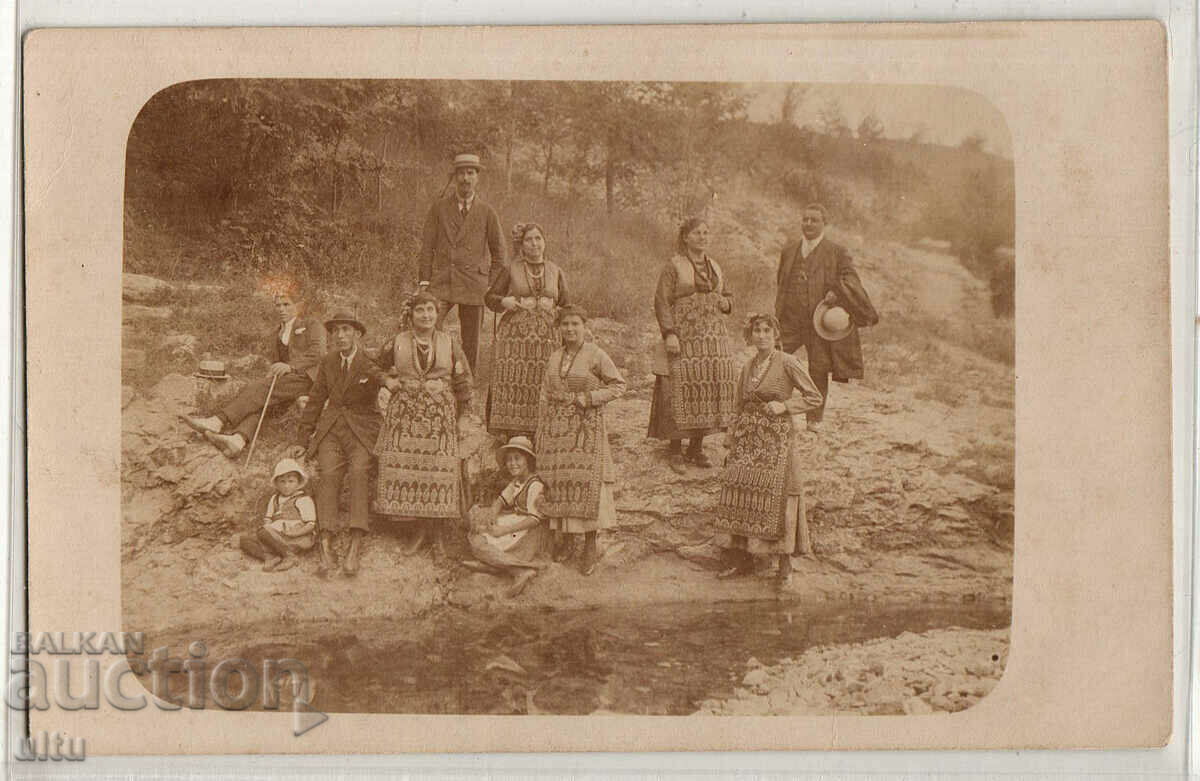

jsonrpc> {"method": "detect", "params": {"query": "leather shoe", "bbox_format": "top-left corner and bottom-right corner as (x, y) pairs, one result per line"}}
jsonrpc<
(203, 430), (245, 458)
(343, 532), (362, 576)
(183, 414), (223, 434)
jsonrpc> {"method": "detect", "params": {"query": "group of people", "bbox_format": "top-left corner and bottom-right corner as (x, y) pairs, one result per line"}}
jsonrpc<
(183, 152), (879, 593)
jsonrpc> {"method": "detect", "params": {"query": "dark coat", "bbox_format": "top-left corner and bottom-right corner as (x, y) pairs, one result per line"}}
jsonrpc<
(417, 195), (507, 306)
(775, 237), (879, 381)
(297, 347), (385, 457)
(272, 315), (326, 382)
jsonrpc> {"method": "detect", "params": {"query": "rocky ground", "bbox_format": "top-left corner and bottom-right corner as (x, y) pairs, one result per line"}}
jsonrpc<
(121, 211), (1014, 714)
(697, 626), (1010, 716)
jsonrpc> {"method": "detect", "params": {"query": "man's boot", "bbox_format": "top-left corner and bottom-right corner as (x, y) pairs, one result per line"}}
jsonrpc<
(343, 529), (363, 576)
(317, 533), (337, 577)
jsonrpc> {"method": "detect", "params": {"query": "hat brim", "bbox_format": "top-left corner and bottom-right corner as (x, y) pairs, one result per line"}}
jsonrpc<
(498, 444), (537, 461)
(453, 162), (484, 171)
(193, 372), (231, 380)
(812, 302), (854, 342)
(324, 319), (367, 335)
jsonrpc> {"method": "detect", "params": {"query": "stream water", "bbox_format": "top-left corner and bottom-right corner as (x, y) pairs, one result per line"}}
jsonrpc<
(145, 598), (1009, 715)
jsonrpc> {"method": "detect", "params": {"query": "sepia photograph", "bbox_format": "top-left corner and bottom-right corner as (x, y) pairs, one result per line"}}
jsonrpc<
(21, 22), (1172, 755)
(118, 77), (1014, 717)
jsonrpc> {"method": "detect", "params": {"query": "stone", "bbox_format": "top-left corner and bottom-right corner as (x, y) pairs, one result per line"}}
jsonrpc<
(742, 668), (769, 688)
(121, 385), (136, 409)
(123, 273), (174, 304)
(903, 696), (934, 715)
(161, 333), (198, 358)
(123, 304), (174, 323)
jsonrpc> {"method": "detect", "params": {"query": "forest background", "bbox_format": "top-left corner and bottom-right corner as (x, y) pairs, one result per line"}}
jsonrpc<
(122, 79), (1015, 390)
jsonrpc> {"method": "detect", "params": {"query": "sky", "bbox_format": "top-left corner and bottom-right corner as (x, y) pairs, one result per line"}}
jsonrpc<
(745, 83), (1013, 159)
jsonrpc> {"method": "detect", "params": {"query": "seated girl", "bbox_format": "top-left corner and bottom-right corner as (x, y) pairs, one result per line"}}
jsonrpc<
(464, 436), (549, 596)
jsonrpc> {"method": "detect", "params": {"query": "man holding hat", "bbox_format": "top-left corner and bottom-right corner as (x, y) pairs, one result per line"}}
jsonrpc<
(416, 152), (507, 373)
(774, 203), (879, 430)
(289, 309), (383, 577)
(185, 287), (325, 457)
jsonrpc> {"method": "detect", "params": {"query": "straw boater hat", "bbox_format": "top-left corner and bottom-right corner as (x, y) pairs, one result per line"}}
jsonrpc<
(193, 359), (230, 380)
(452, 153), (484, 171)
(324, 308), (366, 336)
(813, 300), (854, 342)
(498, 435), (536, 463)
(271, 458), (308, 488)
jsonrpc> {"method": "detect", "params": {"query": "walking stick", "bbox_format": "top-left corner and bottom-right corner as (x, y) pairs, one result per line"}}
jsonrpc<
(243, 372), (280, 471)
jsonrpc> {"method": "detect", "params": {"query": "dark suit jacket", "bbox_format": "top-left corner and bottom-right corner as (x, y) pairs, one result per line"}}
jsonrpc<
(417, 195), (506, 306)
(272, 316), (326, 382)
(775, 237), (879, 381)
(297, 348), (384, 457)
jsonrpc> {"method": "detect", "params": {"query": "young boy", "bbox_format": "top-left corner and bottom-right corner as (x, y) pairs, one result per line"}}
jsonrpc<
(238, 458), (317, 572)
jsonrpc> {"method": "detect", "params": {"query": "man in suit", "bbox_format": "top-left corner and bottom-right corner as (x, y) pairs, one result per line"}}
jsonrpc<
(186, 288), (326, 457)
(288, 309), (384, 577)
(775, 203), (879, 431)
(416, 152), (506, 373)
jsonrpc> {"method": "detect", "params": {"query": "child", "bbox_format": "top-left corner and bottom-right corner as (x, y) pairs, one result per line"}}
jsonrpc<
(464, 436), (549, 597)
(238, 458), (317, 572)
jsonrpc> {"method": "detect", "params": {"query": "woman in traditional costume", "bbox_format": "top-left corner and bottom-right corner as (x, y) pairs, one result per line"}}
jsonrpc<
(484, 222), (570, 439)
(464, 436), (549, 597)
(374, 291), (474, 554)
(715, 313), (823, 586)
(536, 306), (626, 575)
(648, 217), (737, 473)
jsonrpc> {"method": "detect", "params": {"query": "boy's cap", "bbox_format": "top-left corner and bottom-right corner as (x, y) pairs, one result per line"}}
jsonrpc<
(272, 458), (308, 487)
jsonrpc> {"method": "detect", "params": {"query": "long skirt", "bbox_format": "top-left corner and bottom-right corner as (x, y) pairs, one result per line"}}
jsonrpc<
(646, 374), (713, 442)
(547, 484), (617, 534)
(373, 386), (464, 522)
(536, 400), (614, 534)
(487, 308), (555, 437)
(715, 405), (810, 555)
(664, 291), (737, 432)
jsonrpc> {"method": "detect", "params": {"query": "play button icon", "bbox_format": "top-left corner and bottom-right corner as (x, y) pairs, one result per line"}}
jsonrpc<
(293, 699), (328, 737)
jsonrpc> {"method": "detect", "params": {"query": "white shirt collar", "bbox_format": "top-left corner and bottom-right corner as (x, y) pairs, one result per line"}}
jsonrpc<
(801, 232), (825, 258)
(279, 316), (298, 345)
(458, 193), (476, 211)
(340, 346), (358, 369)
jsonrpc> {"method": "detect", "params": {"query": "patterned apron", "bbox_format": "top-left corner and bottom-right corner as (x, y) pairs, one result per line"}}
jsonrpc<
(715, 401), (792, 540)
(536, 397), (604, 521)
(670, 290), (737, 431)
(488, 306), (555, 434)
(373, 335), (462, 519)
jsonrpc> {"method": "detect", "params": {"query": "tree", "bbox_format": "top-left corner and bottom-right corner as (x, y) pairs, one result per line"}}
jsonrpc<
(857, 113), (885, 142)
(779, 84), (807, 126)
(816, 97), (850, 138)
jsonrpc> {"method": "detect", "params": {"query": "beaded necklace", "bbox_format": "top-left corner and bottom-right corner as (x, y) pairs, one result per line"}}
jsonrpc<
(558, 342), (583, 380)
(411, 331), (437, 377)
(522, 258), (546, 296)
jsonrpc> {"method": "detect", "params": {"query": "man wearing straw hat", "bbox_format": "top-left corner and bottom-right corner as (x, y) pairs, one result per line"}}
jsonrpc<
(775, 203), (879, 431)
(185, 287), (325, 458)
(289, 309), (384, 577)
(416, 152), (507, 373)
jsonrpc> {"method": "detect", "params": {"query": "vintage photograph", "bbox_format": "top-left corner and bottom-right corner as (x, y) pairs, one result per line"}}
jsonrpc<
(117, 78), (1015, 717)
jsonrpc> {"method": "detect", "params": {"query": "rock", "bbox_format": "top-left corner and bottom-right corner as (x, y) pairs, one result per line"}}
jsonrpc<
(230, 354), (265, 373)
(742, 668), (769, 688)
(123, 304), (174, 324)
(123, 273), (174, 304)
(161, 333), (198, 358)
(121, 385), (137, 409)
(903, 696), (934, 715)
(929, 695), (953, 711)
